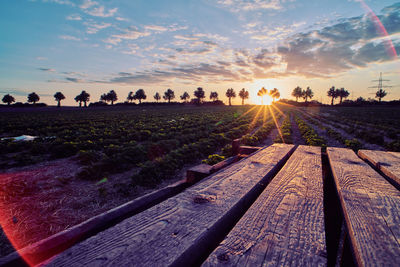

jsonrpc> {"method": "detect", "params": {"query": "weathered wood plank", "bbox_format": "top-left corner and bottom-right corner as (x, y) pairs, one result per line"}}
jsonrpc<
(43, 144), (295, 267)
(358, 149), (400, 187)
(327, 147), (400, 266)
(203, 145), (326, 266)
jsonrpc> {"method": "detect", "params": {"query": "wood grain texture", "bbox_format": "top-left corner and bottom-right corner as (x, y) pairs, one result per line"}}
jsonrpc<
(327, 147), (400, 267)
(203, 145), (326, 267)
(358, 149), (400, 187)
(43, 144), (295, 267)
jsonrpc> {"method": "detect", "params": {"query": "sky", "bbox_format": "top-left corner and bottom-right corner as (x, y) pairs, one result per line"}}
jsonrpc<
(0, 0), (399, 106)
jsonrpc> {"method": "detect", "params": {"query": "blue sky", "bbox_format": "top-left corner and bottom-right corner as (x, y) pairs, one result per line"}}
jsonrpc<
(0, 0), (399, 105)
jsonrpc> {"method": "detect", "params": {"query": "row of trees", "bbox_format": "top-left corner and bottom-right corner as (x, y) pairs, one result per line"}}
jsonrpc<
(291, 86), (314, 103)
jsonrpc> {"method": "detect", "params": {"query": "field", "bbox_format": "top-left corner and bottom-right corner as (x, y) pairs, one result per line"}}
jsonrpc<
(0, 104), (399, 257)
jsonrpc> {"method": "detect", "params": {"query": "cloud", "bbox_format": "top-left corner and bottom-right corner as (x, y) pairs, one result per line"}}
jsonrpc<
(80, 0), (118, 17)
(42, 0), (75, 6)
(174, 35), (199, 41)
(65, 77), (84, 83)
(217, 0), (288, 12)
(104, 26), (150, 45)
(36, 57), (47, 61)
(59, 35), (81, 41)
(66, 14), (82, 21)
(144, 25), (168, 32)
(38, 68), (56, 72)
(84, 21), (112, 34)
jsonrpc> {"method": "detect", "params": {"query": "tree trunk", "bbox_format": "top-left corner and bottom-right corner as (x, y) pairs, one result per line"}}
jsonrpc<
(79, 101), (82, 107)
(139, 99), (142, 104)
(331, 97), (334, 106)
(84, 101), (87, 107)
(340, 97), (343, 104)
(242, 98), (244, 105)
(229, 97), (231, 106)
(296, 97), (298, 102)
(57, 100), (61, 107)
(111, 100), (114, 105)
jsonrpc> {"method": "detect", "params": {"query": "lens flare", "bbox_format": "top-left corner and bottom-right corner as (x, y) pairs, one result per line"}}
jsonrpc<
(358, 0), (398, 60)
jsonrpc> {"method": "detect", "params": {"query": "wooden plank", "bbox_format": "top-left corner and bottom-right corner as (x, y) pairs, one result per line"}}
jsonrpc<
(358, 149), (400, 187)
(44, 144), (295, 267)
(203, 145), (326, 266)
(327, 147), (400, 266)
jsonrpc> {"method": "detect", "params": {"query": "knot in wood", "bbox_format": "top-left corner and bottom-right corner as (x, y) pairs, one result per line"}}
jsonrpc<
(217, 252), (229, 262)
(193, 194), (215, 204)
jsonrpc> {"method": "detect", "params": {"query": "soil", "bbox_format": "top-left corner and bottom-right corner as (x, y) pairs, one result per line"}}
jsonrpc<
(289, 114), (306, 145)
(0, 156), (191, 258)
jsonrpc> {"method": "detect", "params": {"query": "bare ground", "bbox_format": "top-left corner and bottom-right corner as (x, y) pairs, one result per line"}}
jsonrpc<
(289, 114), (306, 145)
(0, 157), (192, 257)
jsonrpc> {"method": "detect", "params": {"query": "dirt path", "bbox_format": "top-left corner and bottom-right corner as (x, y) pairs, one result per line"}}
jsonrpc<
(261, 117), (284, 146)
(289, 114), (306, 145)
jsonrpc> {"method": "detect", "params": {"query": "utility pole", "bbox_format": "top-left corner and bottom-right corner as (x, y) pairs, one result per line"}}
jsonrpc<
(368, 72), (392, 101)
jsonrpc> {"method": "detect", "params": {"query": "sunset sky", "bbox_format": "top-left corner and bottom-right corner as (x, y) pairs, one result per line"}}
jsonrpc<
(1, 0), (399, 106)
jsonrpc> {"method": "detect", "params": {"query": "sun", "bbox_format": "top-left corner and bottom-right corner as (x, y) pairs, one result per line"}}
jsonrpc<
(250, 90), (275, 105)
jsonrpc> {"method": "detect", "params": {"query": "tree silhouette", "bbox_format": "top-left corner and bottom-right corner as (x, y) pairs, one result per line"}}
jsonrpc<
(163, 89), (175, 103)
(303, 87), (313, 103)
(2, 94), (15, 105)
(107, 90), (118, 105)
(194, 87), (206, 104)
(327, 86), (338, 106)
(154, 92), (161, 102)
(180, 92), (190, 103)
(54, 92), (65, 107)
(225, 88), (236, 106)
(127, 91), (134, 103)
(270, 88), (280, 102)
(28, 92), (40, 105)
(238, 88), (249, 105)
(210, 91), (218, 101)
(292, 86), (302, 102)
(338, 88), (350, 104)
(75, 90), (90, 107)
(134, 89), (146, 104)
(257, 87), (268, 105)
(375, 89), (387, 102)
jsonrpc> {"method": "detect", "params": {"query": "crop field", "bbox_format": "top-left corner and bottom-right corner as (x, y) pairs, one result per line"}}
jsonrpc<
(0, 104), (399, 257)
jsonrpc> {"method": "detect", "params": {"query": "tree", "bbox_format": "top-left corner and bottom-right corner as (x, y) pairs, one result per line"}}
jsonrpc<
(107, 90), (118, 105)
(28, 92), (40, 104)
(127, 91), (134, 103)
(75, 90), (90, 107)
(238, 88), (249, 105)
(327, 86), (338, 106)
(134, 89), (146, 104)
(225, 88), (236, 106)
(2, 94), (15, 105)
(180, 92), (190, 103)
(210, 91), (218, 101)
(292, 86), (302, 102)
(303, 87), (313, 103)
(338, 88), (350, 104)
(154, 92), (161, 102)
(163, 89), (175, 103)
(54, 92), (65, 107)
(257, 87), (268, 104)
(270, 88), (280, 102)
(375, 89), (387, 102)
(194, 87), (206, 103)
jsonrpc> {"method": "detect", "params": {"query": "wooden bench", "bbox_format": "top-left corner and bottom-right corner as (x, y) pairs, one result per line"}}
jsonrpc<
(6, 145), (399, 266)
(203, 145), (326, 266)
(327, 147), (400, 266)
(44, 144), (296, 266)
(358, 149), (400, 187)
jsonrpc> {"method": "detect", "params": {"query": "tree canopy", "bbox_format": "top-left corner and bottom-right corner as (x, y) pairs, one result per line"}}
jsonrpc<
(154, 92), (161, 102)
(303, 87), (313, 103)
(28, 92), (40, 104)
(163, 89), (175, 103)
(210, 91), (218, 101)
(2, 94), (15, 105)
(75, 90), (90, 107)
(226, 88), (236, 106)
(239, 88), (249, 105)
(292, 86), (302, 102)
(375, 89), (387, 102)
(54, 92), (65, 107)
(180, 91), (190, 102)
(327, 86), (338, 106)
(194, 87), (206, 103)
(134, 89), (146, 104)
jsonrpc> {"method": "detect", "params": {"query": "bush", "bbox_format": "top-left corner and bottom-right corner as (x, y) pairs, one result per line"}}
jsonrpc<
(202, 154), (225, 165)
(345, 139), (362, 152)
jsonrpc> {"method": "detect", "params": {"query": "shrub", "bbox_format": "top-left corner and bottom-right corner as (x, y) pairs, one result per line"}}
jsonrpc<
(345, 139), (362, 152)
(202, 154), (225, 165)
